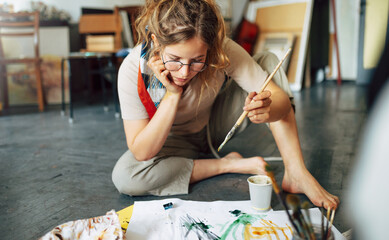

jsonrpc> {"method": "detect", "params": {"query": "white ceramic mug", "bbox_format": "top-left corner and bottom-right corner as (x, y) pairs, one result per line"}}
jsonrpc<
(247, 175), (272, 211)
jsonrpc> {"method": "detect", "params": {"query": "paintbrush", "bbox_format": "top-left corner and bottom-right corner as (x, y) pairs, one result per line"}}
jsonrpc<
(328, 209), (336, 238)
(217, 48), (292, 152)
(325, 209), (336, 239)
(302, 201), (316, 240)
(286, 194), (313, 239)
(265, 164), (300, 236)
(324, 208), (331, 239)
(321, 204), (325, 240)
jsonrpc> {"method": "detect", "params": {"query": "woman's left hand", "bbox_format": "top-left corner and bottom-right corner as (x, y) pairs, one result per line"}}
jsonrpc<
(243, 90), (272, 124)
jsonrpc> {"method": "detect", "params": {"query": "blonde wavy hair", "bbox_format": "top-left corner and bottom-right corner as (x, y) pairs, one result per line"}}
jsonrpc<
(135, 0), (230, 92)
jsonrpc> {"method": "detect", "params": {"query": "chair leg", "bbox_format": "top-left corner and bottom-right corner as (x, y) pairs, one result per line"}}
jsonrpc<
(61, 58), (66, 116)
(0, 64), (9, 109)
(109, 61), (120, 119)
(35, 61), (45, 112)
(67, 59), (73, 124)
(85, 59), (92, 103)
(98, 58), (108, 112)
(0, 73), (4, 112)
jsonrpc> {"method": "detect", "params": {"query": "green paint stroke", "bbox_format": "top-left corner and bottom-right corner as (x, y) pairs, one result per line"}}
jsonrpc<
(181, 214), (220, 239)
(184, 220), (211, 232)
(220, 210), (264, 240)
(229, 210), (242, 217)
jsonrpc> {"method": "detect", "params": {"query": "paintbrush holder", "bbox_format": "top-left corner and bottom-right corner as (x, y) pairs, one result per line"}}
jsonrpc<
(292, 224), (334, 240)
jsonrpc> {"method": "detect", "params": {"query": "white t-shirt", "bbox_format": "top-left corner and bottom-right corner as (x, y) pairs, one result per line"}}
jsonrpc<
(118, 38), (268, 135)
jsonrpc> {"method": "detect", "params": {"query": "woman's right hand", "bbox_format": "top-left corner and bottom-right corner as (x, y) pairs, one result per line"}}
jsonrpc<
(147, 55), (183, 95)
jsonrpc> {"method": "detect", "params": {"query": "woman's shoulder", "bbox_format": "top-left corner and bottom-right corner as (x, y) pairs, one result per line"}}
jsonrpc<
(222, 37), (256, 73)
(118, 44), (142, 77)
(223, 37), (249, 58)
(223, 37), (234, 46)
(121, 44), (142, 67)
(221, 37), (268, 92)
(117, 45), (144, 91)
(223, 38), (242, 50)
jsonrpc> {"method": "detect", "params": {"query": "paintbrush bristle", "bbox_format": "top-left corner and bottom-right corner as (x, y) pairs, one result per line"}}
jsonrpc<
(217, 143), (225, 152)
(217, 138), (228, 152)
(264, 169), (280, 194)
(286, 195), (312, 239)
(301, 201), (310, 210)
(286, 194), (301, 210)
(217, 127), (236, 151)
(301, 201), (315, 240)
(265, 164), (274, 172)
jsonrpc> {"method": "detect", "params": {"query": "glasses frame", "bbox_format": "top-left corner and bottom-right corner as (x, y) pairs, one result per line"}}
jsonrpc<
(161, 55), (207, 72)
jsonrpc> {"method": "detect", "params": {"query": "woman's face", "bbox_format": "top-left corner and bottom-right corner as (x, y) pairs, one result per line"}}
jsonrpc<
(161, 36), (208, 87)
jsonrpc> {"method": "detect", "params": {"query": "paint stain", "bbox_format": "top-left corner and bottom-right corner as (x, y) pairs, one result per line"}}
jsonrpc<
(181, 210), (294, 240)
(244, 219), (293, 240)
(185, 221), (210, 231)
(218, 210), (293, 240)
(229, 210), (242, 217)
(220, 211), (262, 239)
(181, 214), (220, 240)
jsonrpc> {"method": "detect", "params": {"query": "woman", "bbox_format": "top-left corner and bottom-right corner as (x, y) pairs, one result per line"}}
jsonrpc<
(112, 0), (339, 209)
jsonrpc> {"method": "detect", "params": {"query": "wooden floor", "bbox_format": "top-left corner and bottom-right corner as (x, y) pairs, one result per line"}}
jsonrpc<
(0, 81), (367, 239)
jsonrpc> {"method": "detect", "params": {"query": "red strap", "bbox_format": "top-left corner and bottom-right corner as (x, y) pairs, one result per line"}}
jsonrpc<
(137, 65), (157, 119)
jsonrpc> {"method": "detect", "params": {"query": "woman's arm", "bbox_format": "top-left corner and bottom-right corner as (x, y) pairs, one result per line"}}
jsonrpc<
(243, 80), (291, 124)
(123, 91), (181, 161)
(122, 47), (184, 161)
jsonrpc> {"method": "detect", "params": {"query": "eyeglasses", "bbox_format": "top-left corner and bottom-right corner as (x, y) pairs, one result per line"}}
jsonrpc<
(162, 55), (207, 72)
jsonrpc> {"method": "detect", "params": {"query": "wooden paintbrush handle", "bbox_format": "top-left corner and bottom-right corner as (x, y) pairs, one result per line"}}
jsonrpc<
(259, 48), (292, 93)
(236, 111), (249, 126)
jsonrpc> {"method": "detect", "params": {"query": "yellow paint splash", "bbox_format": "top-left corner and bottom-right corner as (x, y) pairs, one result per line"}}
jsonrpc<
(244, 219), (293, 240)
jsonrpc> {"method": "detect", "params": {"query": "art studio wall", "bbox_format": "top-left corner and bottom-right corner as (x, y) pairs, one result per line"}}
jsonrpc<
(327, 0), (360, 81)
(357, 0), (389, 85)
(4, 0), (247, 32)
(2, 0), (144, 23)
(0, 0), (249, 106)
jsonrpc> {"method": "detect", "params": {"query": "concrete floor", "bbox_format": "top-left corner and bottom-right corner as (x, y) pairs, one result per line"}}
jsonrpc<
(0, 81), (367, 239)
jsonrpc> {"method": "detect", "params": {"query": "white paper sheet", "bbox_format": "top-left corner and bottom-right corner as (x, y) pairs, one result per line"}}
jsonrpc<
(126, 198), (345, 240)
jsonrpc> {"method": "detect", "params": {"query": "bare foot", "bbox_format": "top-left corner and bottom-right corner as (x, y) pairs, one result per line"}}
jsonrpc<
(282, 168), (340, 209)
(222, 152), (267, 175)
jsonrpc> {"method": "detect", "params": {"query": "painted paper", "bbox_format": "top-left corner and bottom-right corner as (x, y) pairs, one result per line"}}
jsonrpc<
(125, 198), (345, 240)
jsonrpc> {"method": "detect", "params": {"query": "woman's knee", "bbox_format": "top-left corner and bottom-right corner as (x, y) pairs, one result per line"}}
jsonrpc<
(253, 51), (279, 67)
(112, 166), (154, 196)
(253, 51), (294, 107)
(112, 177), (150, 196)
(253, 51), (286, 83)
(111, 151), (155, 196)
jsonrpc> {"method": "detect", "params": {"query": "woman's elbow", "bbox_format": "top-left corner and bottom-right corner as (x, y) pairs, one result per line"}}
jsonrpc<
(133, 154), (152, 162)
(126, 139), (157, 161)
(129, 146), (155, 161)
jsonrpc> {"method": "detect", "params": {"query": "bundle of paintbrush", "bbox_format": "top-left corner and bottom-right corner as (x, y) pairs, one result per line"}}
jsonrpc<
(265, 164), (300, 235)
(320, 204), (336, 240)
(265, 164), (336, 239)
(286, 194), (316, 239)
